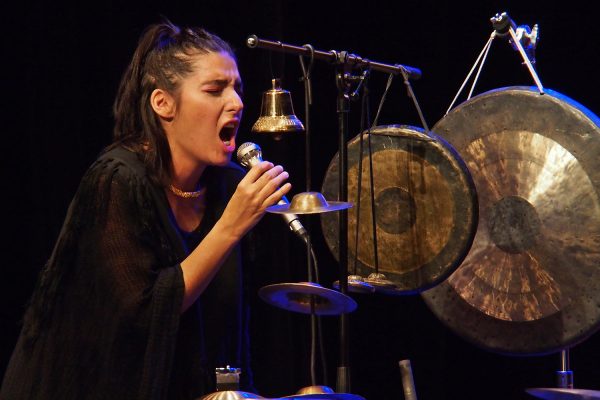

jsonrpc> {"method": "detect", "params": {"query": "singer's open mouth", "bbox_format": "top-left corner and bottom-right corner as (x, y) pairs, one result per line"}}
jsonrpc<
(219, 124), (236, 145)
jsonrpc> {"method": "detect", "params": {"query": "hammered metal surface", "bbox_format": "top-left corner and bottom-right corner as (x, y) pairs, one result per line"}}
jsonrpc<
(421, 86), (600, 355)
(321, 125), (478, 294)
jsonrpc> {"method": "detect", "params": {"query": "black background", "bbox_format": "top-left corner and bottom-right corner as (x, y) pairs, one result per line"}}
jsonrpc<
(3, 1), (600, 399)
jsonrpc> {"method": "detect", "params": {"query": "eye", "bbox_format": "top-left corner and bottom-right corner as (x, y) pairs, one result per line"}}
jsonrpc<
(205, 87), (224, 96)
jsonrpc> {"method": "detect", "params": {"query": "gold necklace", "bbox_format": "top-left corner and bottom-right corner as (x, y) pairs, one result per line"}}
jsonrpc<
(168, 184), (204, 199)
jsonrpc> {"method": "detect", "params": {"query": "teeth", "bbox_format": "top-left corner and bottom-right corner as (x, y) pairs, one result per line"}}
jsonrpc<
(223, 140), (231, 146)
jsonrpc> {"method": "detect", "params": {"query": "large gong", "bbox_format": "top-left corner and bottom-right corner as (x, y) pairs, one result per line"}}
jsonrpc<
(421, 86), (600, 355)
(321, 125), (478, 294)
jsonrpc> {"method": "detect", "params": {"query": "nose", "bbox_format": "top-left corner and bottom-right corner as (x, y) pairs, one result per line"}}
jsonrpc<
(227, 90), (244, 114)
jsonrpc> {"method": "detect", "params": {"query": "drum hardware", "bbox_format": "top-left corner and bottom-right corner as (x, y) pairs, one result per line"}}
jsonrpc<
(446, 11), (543, 116)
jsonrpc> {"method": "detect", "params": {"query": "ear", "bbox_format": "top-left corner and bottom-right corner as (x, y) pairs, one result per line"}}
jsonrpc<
(150, 88), (176, 119)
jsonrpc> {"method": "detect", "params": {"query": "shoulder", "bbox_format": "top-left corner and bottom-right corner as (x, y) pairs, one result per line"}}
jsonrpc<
(75, 145), (158, 211)
(92, 145), (148, 180)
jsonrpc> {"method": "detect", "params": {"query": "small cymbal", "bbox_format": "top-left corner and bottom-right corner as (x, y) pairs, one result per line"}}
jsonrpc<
(295, 386), (335, 395)
(363, 272), (396, 288)
(282, 394), (365, 400)
(258, 282), (358, 315)
(526, 388), (600, 400)
(267, 192), (353, 215)
(333, 275), (376, 294)
(200, 391), (264, 400)
(528, 388), (600, 400)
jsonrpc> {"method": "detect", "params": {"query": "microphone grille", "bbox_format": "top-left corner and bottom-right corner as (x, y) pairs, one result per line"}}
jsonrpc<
(236, 142), (262, 168)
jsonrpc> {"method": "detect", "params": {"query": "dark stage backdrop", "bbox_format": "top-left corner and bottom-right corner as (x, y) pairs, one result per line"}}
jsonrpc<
(3, 1), (600, 399)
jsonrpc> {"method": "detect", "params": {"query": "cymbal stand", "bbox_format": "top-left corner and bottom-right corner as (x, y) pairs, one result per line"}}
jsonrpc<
(556, 348), (574, 389)
(246, 35), (421, 393)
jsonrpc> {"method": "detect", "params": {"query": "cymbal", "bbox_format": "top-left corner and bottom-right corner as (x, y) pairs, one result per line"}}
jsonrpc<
(295, 386), (335, 395)
(267, 192), (353, 214)
(258, 282), (358, 315)
(287, 385), (365, 399)
(422, 86), (600, 354)
(282, 395), (365, 400)
(200, 391), (264, 400)
(332, 275), (376, 294)
(526, 388), (600, 400)
(321, 125), (477, 294)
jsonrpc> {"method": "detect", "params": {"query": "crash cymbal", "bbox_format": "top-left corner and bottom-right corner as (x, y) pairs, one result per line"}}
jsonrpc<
(422, 86), (600, 354)
(258, 282), (358, 315)
(267, 192), (353, 215)
(200, 391), (264, 400)
(321, 125), (478, 294)
(526, 388), (600, 400)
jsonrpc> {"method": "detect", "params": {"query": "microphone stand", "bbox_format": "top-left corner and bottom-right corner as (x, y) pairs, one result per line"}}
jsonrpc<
(246, 35), (421, 393)
(334, 52), (352, 393)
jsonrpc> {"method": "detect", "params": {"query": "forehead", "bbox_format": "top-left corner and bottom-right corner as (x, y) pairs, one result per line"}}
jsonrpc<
(189, 51), (241, 82)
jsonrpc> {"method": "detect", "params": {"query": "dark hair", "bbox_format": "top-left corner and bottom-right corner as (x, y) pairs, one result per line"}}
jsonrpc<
(111, 19), (235, 187)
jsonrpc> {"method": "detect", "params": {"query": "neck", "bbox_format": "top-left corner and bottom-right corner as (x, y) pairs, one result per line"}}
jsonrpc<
(170, 159), (207, 192)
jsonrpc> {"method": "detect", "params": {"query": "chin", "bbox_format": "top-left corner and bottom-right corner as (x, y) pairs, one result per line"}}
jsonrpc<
(213, 156), (232, 167)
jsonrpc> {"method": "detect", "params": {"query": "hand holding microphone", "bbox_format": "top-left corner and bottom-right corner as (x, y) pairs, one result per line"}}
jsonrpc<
(237, 142), (308, 242)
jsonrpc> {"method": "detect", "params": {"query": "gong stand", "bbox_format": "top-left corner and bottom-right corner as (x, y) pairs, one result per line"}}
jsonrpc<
(246, 35), (421, 393)
(446, 11), (543, 115)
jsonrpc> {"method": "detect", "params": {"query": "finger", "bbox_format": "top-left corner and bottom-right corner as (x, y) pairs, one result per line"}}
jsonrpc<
(243, 161), (274, 183)
(255, 165), (285, 189)
(258, 168), (289, 199)
(264, 182), (292, 207)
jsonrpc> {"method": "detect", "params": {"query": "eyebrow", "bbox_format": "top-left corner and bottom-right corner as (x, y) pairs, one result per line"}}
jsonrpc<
(204, 79), (243, 88)
(203, 79), (244, 94)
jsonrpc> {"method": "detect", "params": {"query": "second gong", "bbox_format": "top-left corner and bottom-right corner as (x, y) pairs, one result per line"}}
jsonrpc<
(321, 125), (478, 294)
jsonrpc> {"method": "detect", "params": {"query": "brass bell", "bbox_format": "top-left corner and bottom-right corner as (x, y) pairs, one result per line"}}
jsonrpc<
(251, 78), (305, 135)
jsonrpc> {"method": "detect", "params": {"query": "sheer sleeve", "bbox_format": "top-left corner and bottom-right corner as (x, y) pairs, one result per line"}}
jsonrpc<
(4, 150), (187, 400)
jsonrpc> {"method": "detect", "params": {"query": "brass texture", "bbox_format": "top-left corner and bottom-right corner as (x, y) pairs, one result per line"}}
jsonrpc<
(252, 79), (305, 134)
(321, 125), (478, 294)
(200, 391), (264, 400)
(421, 86), (600, 354)
(526, 388), (600, 400)
(258, 282), (358, 315)
(267, 192), (353, 214)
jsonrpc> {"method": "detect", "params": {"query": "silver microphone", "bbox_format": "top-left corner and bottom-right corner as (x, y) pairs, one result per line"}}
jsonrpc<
(236, 142), (308, 242)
